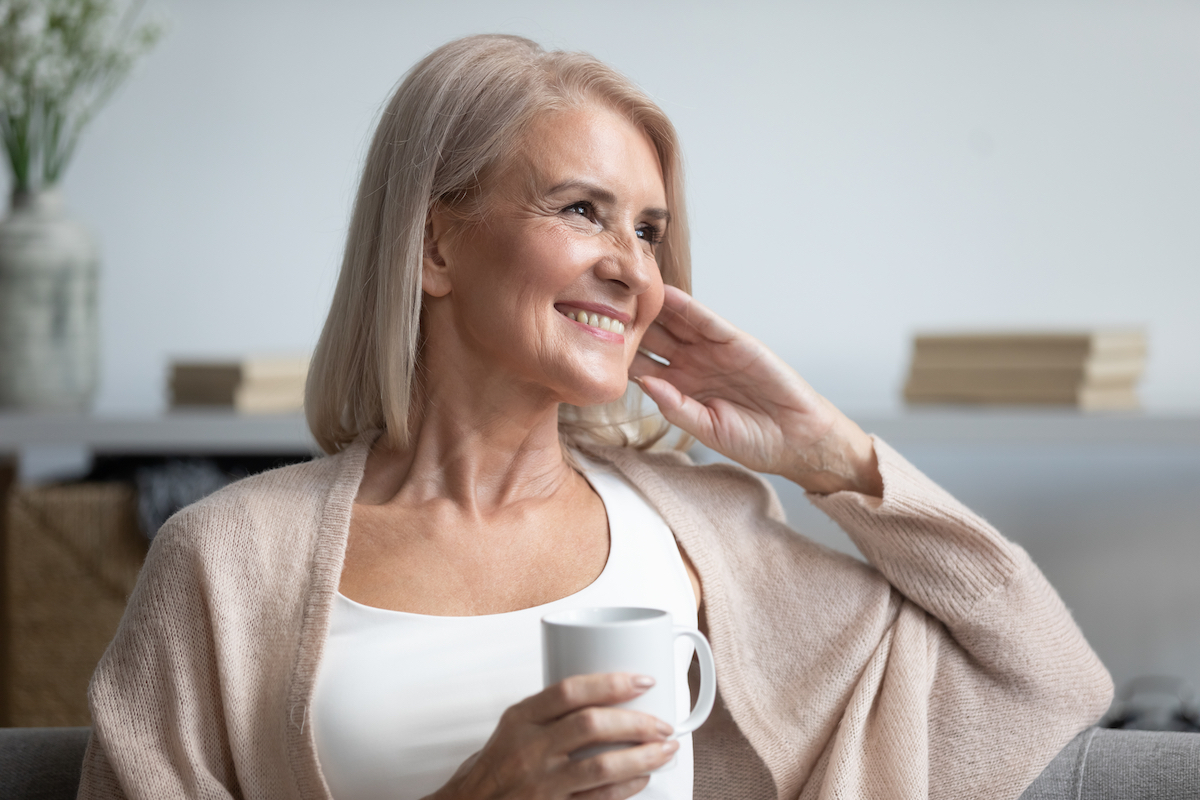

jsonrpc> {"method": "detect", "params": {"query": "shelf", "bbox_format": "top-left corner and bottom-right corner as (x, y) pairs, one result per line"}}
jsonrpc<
(0, 411), (317, 455)
(1, 409), (1199, 457)
(847, 408), (1200, 447)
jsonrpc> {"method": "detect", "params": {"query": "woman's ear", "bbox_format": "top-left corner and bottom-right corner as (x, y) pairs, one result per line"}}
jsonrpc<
(422, 208), (454, 298)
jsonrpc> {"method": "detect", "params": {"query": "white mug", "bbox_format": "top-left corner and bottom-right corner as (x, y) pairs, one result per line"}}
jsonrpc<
(541, 607), (716, 756)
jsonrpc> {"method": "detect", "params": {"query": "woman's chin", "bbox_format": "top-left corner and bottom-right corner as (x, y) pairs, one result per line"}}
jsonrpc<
(557, 380), (631, 409)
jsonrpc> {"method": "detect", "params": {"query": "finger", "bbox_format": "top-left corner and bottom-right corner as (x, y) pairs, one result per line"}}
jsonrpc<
(552, 706), (672, 755)
(635, 376), (717, 442)
(656, 285), (740, 344)
(570, 775), (651, 800)
(629, 352), (670, 382)
(638, 321), (683, 363)
(520, 673), (654, 725)
(566, 740), (680, 795)
(655, 299), (738, 346)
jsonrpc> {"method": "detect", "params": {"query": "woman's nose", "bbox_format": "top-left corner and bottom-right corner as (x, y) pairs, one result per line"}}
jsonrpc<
(594, 230), (656, 294)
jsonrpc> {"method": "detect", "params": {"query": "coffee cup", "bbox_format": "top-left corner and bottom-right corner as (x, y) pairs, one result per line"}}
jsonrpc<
(541, 606), (716, 757)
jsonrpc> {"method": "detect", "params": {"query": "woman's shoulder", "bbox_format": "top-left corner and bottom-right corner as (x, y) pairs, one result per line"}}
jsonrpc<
(583, 442), (788, 524)
(152, 447), (360, 567)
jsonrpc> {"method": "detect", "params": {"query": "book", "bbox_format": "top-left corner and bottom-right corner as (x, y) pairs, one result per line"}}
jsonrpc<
(903, 382), (1139, 410)
(911, 331), (1145, 368)
(170, 356), (309, 413)
(906, 363), (1143, 395)
(903, 330), (1144, 410)
(232, 381), (307, 414)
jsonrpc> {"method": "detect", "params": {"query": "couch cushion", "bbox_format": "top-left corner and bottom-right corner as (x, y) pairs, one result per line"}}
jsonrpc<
(0, 727), (91, 800)
(1021, 727), (1200, 800)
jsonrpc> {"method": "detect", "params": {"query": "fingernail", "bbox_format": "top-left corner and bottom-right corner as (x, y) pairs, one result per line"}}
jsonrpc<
(662, 739), (680, 754)
(656, 720), (674, 736)
(632, 675), (655, 689)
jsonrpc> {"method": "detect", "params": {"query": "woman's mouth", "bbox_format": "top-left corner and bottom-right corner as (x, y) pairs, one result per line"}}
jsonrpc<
(556, 306), (626, 334)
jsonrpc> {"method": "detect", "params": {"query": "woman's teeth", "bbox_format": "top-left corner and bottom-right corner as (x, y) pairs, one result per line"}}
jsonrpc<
(565, 310), (625, 334)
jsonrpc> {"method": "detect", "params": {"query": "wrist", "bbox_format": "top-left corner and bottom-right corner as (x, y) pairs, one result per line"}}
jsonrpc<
(784, 418), (883, 497)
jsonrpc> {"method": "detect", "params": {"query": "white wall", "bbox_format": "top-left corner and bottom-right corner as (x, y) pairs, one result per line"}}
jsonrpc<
(5, 0), (1198, 412)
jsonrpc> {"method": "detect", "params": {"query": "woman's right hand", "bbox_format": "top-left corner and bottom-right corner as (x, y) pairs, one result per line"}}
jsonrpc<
(426, 673), (678, 800)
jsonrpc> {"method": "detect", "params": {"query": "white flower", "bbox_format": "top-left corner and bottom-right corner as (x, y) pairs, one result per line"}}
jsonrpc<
(0, 0), (163, 190)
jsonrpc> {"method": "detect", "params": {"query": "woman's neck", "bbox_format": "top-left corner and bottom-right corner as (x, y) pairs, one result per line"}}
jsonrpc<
(355, 375), (577, 513)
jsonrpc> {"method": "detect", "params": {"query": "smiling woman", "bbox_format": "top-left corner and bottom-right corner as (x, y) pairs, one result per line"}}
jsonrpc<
(303, 36), (691, 459)
(418, 105), (668, 414)
(77, 34), (1112, 800)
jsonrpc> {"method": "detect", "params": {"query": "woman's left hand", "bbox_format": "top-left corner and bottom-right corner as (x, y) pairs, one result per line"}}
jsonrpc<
(630, 285), (883, 497)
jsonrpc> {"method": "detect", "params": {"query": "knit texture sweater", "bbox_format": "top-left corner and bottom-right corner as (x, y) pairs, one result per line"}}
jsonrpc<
(77, 435), (1112, 800)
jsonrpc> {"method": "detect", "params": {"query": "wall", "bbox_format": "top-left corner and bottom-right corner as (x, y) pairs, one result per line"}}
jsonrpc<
(2, 0), (1196, 413)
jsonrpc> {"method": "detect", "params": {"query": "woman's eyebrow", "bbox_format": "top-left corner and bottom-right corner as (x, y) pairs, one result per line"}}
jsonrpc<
(547, 180), (671, 223)
(547, 180), (616, 203)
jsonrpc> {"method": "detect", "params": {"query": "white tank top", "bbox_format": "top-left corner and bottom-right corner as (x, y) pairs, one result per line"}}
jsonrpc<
(312, 459), (699, 800)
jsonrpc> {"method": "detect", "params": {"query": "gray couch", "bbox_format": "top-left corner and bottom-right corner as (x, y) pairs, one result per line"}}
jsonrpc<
(0, 727), (89, 800)
(1020, 727), (1200, 799)
(1, 726), (1197, 799)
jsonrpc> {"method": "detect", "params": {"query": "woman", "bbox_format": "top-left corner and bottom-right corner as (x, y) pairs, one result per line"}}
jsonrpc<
(79, 35), (1112, 800)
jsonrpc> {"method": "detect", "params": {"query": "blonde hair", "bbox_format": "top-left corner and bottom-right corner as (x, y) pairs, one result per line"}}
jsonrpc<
(306, 34), (691, 455)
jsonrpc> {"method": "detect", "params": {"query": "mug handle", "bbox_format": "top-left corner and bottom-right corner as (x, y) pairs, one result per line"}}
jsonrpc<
(672, 626), (716, 736)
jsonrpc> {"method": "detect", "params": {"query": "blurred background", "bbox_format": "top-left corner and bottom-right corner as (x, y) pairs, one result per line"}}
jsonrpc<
(2, 0), (1197, 413)
(2, 0), (1198, 724)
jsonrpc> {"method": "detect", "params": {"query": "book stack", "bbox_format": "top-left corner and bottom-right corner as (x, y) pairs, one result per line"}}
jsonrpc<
(169, 356), (310, 413)
(903, 331), (1145, 410)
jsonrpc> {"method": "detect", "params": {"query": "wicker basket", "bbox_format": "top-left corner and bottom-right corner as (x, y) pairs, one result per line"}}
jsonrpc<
(2, 482), (147, 726)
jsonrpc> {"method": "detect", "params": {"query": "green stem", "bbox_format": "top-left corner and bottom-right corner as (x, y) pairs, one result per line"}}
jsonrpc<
(0, 111), (32, 193)
(43, 104), (66, 186)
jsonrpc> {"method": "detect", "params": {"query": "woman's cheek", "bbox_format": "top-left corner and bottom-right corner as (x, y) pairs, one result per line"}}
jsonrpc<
(624, 326), (647, 367)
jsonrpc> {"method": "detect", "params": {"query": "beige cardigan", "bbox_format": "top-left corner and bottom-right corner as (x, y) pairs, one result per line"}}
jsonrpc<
(78, 435), (1112, 800)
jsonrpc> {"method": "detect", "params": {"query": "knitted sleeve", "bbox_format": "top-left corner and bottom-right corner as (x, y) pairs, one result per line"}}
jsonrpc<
(76, 511), (242, 799)
(74, 444), (363, 800)
(806, 436), (1113, 799)
(74, 458), (334, 799)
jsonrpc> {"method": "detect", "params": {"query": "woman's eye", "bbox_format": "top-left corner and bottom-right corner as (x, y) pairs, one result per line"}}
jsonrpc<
(563, 201), (593, 218)
(637, 225), (665, 247)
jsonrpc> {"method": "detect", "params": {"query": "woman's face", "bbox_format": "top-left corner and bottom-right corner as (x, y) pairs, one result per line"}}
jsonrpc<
(423, 104), (668, 408)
